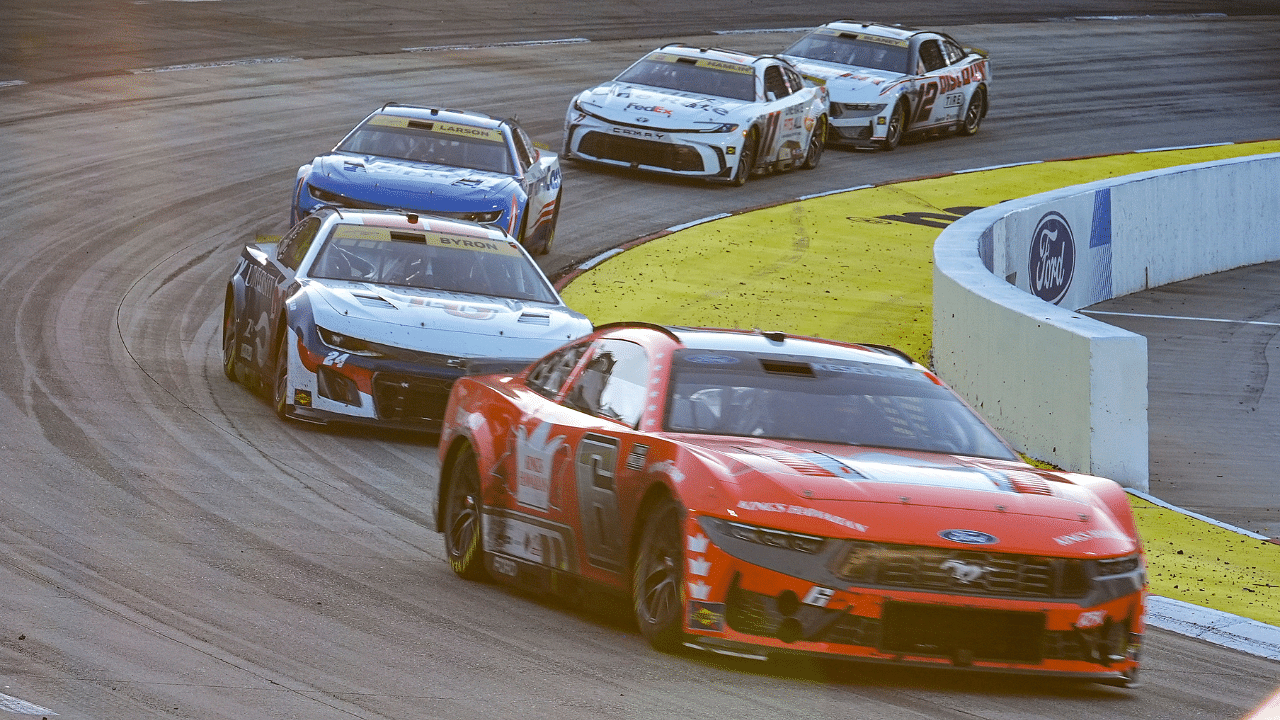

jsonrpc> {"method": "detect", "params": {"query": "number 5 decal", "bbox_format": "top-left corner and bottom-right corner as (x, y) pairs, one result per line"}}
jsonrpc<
(575, 434), (624, 572)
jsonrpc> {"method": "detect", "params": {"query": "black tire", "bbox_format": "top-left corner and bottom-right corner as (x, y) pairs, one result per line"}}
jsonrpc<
(443, 446), (489, 580)
(729, 128), (759, 187)
(801, 116), (826, 170)
(957, 86), (986, 137)
(632, 495), (685, 652)
(272, 330), (292, 421)
(221, 298), (239, 383)
(537, 192), (560, 256)
(880, 102), (907, 151)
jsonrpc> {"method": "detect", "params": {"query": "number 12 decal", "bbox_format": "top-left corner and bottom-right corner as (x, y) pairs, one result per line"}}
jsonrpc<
(915, 81), (939, 123)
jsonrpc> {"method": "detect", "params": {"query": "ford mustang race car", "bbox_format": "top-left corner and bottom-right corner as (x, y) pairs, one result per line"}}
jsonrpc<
(435, 324), (1145, 685)
(780, 21), (990, 150)
(222, 207), (591, 429)
(563, 45), (829, 185)
(292, 103), (562, 254)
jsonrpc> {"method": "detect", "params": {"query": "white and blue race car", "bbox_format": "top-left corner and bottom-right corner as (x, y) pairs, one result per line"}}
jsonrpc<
(563, 44), (829, 185)
(293, 104), (562, 255)
(779, 21), (991, 150)
(222, 207), (592, 430)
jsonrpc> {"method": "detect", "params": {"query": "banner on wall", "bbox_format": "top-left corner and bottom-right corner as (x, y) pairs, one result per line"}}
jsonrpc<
(997, 189), (1114, 311)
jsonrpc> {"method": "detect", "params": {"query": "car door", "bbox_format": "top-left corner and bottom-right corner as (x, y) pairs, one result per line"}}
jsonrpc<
(911, 36), (968, 129)
(757, 62), (811, 165)
(508, 121), (560, 233)
(241, 215), (321, 375)
(525, 337), (652, 587)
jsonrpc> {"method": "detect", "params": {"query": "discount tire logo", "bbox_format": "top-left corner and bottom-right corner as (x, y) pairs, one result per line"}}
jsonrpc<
(1029, 211), (1075, 304)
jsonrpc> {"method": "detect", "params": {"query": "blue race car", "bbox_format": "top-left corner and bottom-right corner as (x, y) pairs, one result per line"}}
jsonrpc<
(292, 103), (563, 255)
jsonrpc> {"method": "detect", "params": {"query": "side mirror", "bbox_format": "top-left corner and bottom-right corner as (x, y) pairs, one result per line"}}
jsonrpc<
(766, 91), (778, 102)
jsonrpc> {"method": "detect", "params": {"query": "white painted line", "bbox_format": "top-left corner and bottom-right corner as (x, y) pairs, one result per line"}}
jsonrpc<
(954, 160), (1043, 174)
(798, 184), (874, 200)
(0, 692), (56, 715)
(712, 27), (814, 35)
(1136, 141), (1234, 153)
(577, 248), (624, 271)
(666, 213), (731, 233)
(1127, 489), (1270, 539)
(1083, 309), (1280, 328)
(404, 38), (589, 52)
(0, 80), (28, 89)
(132, 57), (301, 73)
(1146, 596), (1280, 661)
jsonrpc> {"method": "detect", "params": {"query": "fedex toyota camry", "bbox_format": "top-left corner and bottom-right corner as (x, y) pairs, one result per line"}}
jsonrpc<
(292, 103), (562, 254)
(435, 324), (1145, 685)
(563, 45), (829, 185)
(221, 207), (591, 430)
(780, 21), (990, 150)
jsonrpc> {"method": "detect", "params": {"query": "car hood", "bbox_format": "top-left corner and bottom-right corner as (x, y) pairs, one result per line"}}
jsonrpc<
(782, 57), (904, 100)
(576, 82), (750, 129)
(305, 153), (517, 211)
(306, 280), (591, 359)
(681, 438), (1137, 556)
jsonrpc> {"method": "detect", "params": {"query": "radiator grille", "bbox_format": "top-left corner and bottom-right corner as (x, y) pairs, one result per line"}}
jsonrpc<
(372, 373), (453, 423)
(832, 541), (1089, 599)
(578, 132), (704, 172)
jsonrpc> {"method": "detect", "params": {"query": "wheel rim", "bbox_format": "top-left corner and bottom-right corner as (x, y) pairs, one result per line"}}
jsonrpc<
(887, 108), (904, 146)
(446, 478), (480, 563)
(965, 93), (983, 132)
(637, 509), (681, 626)
(222, 308), (237, 379)
(273, 334), (289, 415)
(735, 132), (757, 183)
(805, 118), (825, 166)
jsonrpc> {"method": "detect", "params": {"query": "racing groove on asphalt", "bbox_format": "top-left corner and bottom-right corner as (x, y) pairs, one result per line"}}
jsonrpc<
(1, 8), (1278, 720)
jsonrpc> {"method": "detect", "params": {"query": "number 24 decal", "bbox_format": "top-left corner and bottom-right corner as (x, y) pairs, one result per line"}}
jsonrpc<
(323, 351), (350, 368)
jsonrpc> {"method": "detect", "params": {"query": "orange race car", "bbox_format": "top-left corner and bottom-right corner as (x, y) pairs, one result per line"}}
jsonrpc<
(434, 323), (1145, 686)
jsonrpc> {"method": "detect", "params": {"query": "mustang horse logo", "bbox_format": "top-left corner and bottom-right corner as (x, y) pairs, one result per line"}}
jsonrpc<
(940, 559), (994, 584)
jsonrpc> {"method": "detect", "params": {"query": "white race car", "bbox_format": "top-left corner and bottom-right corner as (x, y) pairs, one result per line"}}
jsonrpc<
(780, 21), (990, 150)
(563, 44), (829, 185)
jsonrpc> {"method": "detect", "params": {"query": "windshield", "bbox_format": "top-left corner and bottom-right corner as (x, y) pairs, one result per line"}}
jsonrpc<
(665, 349), (1016, 460)
(615, 53), (756, 101)
(309, 223), (557, 304)
(337, 114), (514, 175)
(784, 31), (910, 74)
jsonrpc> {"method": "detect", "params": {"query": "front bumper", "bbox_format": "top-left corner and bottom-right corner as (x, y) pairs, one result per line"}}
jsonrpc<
(681, 514), (1145, 681)
(285, 324), (529, 431)
(564, 113), (743, 181)
(827, 103), (892, 148)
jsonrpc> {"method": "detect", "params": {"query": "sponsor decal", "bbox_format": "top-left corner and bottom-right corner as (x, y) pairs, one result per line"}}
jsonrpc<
(735, 500), (867, 532)
(688, 579), (712, 600)
(1053, 528), (1129, 546)
(294, 389), (312, 407)
(1076, 610), (1108, 629)
(515, 421), (565, 511)
(1029, 211), (1076, 304)
(330, 224), (519, 256)
(687, 533), (710, 554)
(688, 556), (711, 577)
(492, 555), (518, 577)
(938, 529), (999, 545)
(689, 601), (726, 631)
(803, 586), (835, 607)
(626, 103), (673, 116)
(940, 558), (994, 583)
(367, 114), (504, 143)
(683, 353), (739, 364)
(625, 444), (649, 471)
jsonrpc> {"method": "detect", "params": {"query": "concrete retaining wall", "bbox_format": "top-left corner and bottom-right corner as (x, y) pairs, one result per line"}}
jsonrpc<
(933, 152), (1280, 491)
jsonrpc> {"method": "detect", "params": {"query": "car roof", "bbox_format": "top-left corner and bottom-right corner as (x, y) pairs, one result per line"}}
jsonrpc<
(650, 44), (767, 69)
(596, 323), (922, 370)
(816, 21), (924, 42)
(312, 206), (512, 241)
(371, 103), (507, 132)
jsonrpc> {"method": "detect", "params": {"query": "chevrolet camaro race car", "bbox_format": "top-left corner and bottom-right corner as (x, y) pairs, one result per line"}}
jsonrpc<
(292, 103), (563, 254)
(563, 45), (829, 185)
(780, 21), (990, 150)
(435, 324), (1146, 685)
(221, 207), (592, 429)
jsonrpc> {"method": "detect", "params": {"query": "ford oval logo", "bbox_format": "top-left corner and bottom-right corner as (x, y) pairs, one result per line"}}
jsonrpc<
(939, 529), (999, 545)
(1028, 211), (1075, 305)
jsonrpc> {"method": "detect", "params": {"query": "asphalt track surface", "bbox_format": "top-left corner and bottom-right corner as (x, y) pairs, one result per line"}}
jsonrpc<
(1, 3), (1279, 719)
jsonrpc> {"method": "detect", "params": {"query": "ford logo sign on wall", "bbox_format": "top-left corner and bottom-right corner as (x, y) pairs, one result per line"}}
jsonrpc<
(1028, 211), (1075, 304)
(939, 529), (999, 545)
